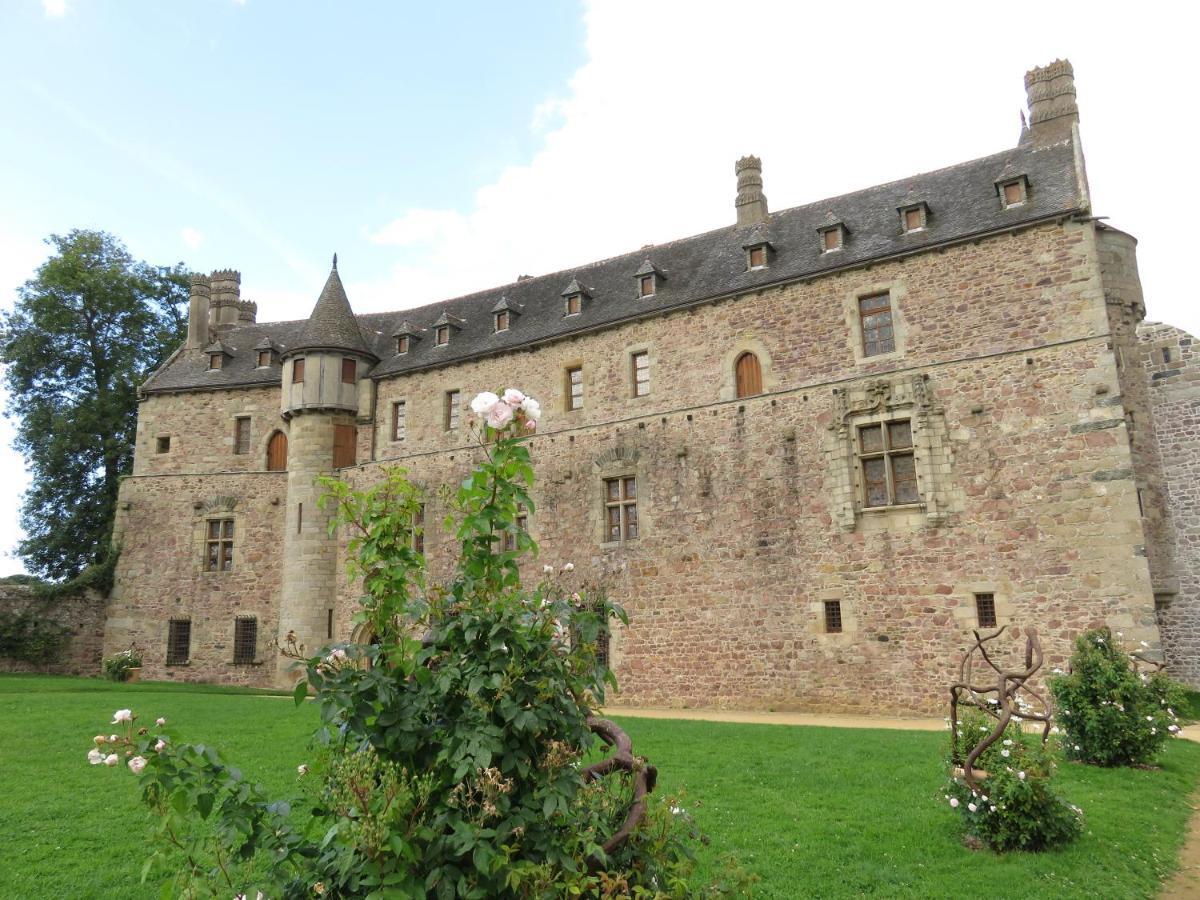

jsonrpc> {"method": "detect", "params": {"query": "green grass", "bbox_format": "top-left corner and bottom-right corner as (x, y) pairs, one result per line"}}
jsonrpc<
(2, 674), (1198, 899)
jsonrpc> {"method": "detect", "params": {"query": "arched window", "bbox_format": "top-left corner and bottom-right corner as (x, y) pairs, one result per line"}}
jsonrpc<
(266, 431), (288, 471)
(735, 352), (763, 398)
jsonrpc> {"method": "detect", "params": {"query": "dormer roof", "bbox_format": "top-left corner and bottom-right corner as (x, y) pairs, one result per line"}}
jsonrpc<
(204, 340), (232, 357)
(253, 336), (276, 352)
(561, 278), (592, 298)
(434, 311), (467, 330)
(634, 259), (665, 279)
(490, 296), (522, 315)
(391, 320), (421, 338)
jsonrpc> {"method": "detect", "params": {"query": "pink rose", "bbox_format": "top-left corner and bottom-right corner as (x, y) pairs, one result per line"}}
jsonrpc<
(128, 756), (147, 775)
(487, 402), (514, 430)
(104, 754), (119, 767)
(155, 717), (166, 727)
(502, 388), (526, 408)
(470, 391), (500, 415)
(154, 739), (167, 752)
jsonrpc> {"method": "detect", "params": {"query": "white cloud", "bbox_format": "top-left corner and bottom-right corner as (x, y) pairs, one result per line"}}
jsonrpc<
(42, 0), (67, 18)
(180, 226), (205, 250)
(355, 0), (1200, 341)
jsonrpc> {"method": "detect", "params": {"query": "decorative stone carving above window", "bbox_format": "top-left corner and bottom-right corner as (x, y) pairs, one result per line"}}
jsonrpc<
(824, 374), (957, 531)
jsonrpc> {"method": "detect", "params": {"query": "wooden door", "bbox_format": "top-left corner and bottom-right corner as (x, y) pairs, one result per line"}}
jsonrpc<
(333, 424), (357, 469)
(266, 431), (288, 471)
(735, 352), (762, 398)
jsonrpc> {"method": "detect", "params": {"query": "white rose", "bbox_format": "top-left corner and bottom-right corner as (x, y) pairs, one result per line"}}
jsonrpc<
(111, 709), (133, 724)
(128, 756), (148, 775)
(502, 388), (526, 407)
(87, 749), (104, 765)
(520, 396), (542, 421)
(104, 754), (119, 767)
(470, 391), (500, 415)
(486, 401), (515, 430)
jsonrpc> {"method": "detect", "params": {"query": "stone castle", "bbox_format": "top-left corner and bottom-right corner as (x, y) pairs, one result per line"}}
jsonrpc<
(103, 61), (1200, 712)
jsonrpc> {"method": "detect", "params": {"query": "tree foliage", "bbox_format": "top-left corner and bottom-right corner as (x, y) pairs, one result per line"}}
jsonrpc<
(0, 230), (188, 580)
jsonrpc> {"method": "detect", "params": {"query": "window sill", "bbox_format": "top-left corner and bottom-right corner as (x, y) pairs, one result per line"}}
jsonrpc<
(230, 660), (264, 667)
(861, 502), (925, 514)
(599, 540), (637, 550)
(165, 662), (190, 668)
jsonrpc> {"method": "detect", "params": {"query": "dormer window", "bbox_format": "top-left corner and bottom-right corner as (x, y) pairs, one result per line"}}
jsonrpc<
(257, 350), (271, 368)
(999, 176), (1029, 208)
(748, 246), (766, 269)
(209, 354), (223, 370)
(634, 260), (663, 298)
(820, 225), (845, 253)
(432, 312), (464, 347)
(396, 334), (409, 355)
(899, 203), (929, 234)
(560, 278), (591, 316)
(494, 310), (509, 332)
(392, 321), (419, 355)
(436, 325), (449, 346)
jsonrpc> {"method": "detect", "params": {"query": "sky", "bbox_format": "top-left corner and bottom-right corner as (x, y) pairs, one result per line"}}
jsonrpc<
(1, 0), (1197, 575)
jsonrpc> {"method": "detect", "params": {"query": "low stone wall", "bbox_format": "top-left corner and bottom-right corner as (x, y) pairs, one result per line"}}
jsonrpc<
(0, 584), (106, 676)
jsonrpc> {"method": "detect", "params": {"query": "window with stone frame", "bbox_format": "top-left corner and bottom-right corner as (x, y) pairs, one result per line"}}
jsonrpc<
(823, 600), (843, 634)
(566, 366), (584, 411)
(975, 593), (997, 628)
(638, 274), (655, 298)
(257, 350), (272, 368)
(166, 619), (191, 665)
(411, 503), (425, 554)
(858, 293), (895, 356)
(748, 245), (767, 269)
(858, 419), (919, 508)
(821, 226), (844, 253)
(205, 518), (235, 571)
(631, 352), (650, 397)
(392, 400), (406, 441)
(156, 435), (170, 454)
(234, 416), (251, 454)
(502, 505), (528, 552)
(494, 310), (510, 332)
(900, 204), (927, 233)
(209, 353), (223, 370)
(604, 476), (638, 542)
(445, 390), (461, 430)
(233, 615), (257, 664)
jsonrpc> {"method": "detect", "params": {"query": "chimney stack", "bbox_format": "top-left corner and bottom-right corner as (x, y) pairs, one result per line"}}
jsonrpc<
(237, 300), (258, 324)
(185, 274), (210, 350)
(1023, 60), (1078, 146)
(209, 269), (242, 329)
(735, 155), (768, 227)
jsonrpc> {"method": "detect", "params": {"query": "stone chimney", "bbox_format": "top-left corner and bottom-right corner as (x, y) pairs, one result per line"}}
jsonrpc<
(1023, 59), (1078, 146)
(185, 274), (210, 350)
(209, 269), (242, 329)
(735, 156), (768, 226)
(237, 300), (258, 324)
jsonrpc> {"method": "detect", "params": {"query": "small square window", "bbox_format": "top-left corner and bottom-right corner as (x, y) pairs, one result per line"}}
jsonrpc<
(824, 600), (843, 634)
(631, 351), (650, 397)
(748, 246), (766, 269)
(209, 354), (223, 370)
(565, 293), (582, 316)
(1002, 181), (1024, 206)
(903, 207), (924, 232)
(567, 366), (584, 411)
(257, 350), (272, 368)
(445, 390), (461, 430)
(293, 358), (305, 383)
(603, 476), (638, 541)
(397, 334), (409, 355)
(341, 358), (356, 384)
(639, 274), (655, 297)
(1163, 347), (1172, 364)
(495, 310), (509, 332)
(436, 325), (450, 346)
(975, 593), (997, 628)
(822, 227), (843, 252)
(156, 435), (170, 454)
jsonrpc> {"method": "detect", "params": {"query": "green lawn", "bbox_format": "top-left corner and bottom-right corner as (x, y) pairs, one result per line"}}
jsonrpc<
(2, 674), (1198, 899)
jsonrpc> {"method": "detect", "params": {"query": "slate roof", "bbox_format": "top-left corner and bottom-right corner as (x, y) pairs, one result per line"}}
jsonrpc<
(143, 139), (1084, 394)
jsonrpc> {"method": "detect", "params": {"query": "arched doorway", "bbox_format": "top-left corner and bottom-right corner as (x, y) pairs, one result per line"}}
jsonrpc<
(266, 430), (288, 471)
(735, 352), (763, 398)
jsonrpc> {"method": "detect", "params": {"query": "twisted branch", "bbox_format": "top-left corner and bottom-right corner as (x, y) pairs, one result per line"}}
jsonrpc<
(581, 716), (658, 871)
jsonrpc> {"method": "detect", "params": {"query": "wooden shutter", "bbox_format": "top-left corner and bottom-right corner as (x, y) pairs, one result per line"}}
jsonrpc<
(735, 352), (762, 398)
(333, 424), (356, 468)
(266, 431), (288, 471)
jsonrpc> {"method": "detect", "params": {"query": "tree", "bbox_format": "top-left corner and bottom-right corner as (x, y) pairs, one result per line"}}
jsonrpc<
(0, 230), (188, 581)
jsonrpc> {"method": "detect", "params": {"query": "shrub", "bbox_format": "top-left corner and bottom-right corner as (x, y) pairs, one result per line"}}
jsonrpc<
(1049, 627), (1186, 766)
(85, 388), (747, 898)
(0, 609), (68, 663)
(103, 647), (143, 682)
(945, 710), (1083, 852)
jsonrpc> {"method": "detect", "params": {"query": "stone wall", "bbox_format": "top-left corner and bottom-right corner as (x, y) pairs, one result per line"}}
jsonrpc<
(0, 584), (106, 675)
(1139, 321), (1200, 686)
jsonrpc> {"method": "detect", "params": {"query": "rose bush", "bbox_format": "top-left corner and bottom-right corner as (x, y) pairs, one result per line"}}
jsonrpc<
(86, 389), (749, 898)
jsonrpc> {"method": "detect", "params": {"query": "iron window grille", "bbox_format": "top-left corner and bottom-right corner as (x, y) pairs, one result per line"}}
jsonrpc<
(233, 616), (257, 664)
(166, 619), (191, 665)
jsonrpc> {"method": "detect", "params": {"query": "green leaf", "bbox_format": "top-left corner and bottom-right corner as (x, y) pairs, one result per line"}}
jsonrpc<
(293, 679), (308, 706)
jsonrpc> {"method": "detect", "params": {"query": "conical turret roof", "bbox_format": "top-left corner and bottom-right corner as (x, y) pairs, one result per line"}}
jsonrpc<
(288, 256), (375, 358)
